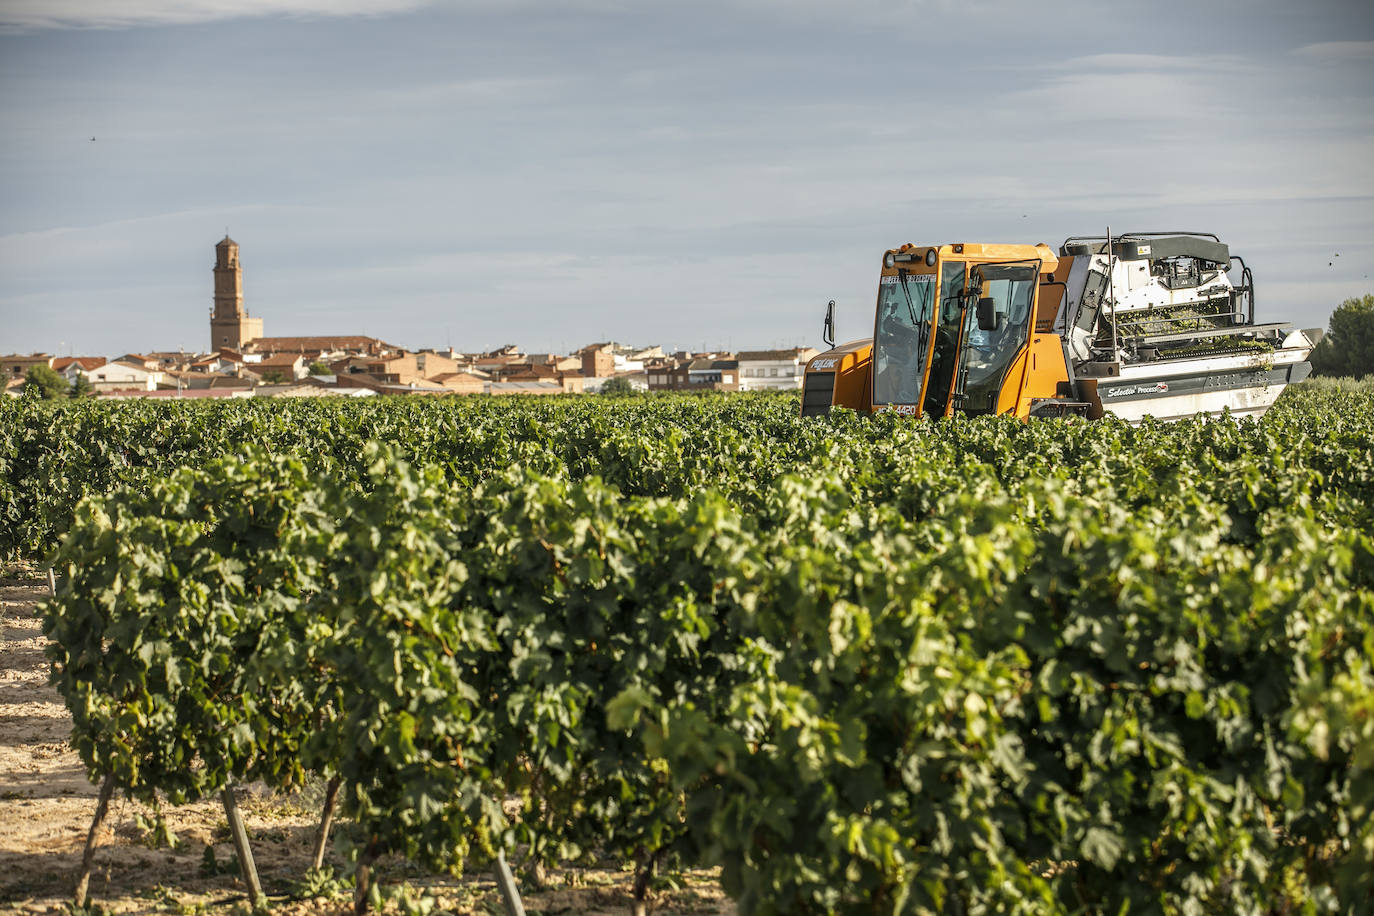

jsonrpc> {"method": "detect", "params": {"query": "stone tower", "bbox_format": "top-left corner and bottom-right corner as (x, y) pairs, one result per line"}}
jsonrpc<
(210, 236), (263, 351)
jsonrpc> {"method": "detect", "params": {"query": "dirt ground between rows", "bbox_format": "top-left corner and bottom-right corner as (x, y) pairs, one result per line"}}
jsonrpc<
(0, 573), (734, 916)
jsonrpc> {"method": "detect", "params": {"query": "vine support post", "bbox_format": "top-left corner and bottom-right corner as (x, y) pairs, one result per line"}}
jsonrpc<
(494, 850), (527, 916)
(47, 566), (56, 597)
(353, 842), (379, 915)
(221, 784), (263, 907)
(73, 772), (115, 907)
(630, 847), (657, 916)
(353, 861), (370, 916)
(311, 775), (343, 872)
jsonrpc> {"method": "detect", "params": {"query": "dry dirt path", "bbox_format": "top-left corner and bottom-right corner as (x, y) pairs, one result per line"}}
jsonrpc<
(0, 574), (732, 915)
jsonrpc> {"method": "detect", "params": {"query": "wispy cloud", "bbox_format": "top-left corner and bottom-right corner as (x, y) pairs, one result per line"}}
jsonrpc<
(0, 204), (282, 277)
(1040, 52), (1252, 74)
(0, 0), (1085, 35)
(361, 78), (569, 112)
(0, 0), (434, 32)
(1293, 41), (1374, 61)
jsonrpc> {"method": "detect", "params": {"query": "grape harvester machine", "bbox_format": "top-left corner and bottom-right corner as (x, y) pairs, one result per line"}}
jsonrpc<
(801, 231), (1313, 422)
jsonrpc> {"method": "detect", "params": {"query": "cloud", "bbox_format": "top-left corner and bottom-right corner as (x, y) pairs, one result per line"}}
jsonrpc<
(0, 0), (1075, 34)
(1293, 41), (1374, 61)
(1038, 52), (1251, 74)
(360, 78), (569, 112)
(0, 0), (435, 32)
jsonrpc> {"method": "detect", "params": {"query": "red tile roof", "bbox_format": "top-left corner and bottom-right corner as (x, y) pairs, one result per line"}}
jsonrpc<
(53, 357), (107, 371)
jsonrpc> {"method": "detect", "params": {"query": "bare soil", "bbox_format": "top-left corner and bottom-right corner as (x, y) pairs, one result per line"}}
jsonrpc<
(0, 572), (733, 916)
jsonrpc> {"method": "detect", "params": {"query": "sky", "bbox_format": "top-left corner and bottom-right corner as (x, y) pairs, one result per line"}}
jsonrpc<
(1, 0), (1372, 357)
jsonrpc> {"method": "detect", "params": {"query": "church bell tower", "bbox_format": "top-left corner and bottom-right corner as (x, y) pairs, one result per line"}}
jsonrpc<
(210, 236), (263, 351)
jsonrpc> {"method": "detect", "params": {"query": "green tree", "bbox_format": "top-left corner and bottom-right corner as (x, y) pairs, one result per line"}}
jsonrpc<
(25, 365), (69, 400)
(69, 372), (94, 399)
(308, 361), (330, 375)
(1310, 294), (1374, 378)
(599, 376), (635, 397)
(260, 369), (287, 384)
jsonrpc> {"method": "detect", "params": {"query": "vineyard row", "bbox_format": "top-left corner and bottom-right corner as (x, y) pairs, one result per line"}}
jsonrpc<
(32, 385), (1374, 913)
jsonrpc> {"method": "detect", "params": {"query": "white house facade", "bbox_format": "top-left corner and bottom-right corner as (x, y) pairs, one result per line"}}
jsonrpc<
(737, 348), (819, 391)
(90, 361), (163, 392)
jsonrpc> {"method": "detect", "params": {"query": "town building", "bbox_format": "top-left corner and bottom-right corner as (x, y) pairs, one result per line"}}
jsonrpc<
(475, 349), (526, 375)
(143, 352), (198, 371)
(580, 343), (615, 378)
(52, 357), (107, 383)
(89, 360), (164, 392)
(162, 372), (255, 393)
(100, 388), (249, 400)
(3, 354), (55, 380)
(250, 353), (308, 382)
(488, 381), (576, 396)
(648, 358), (740, 391)
(188, 352), (244, 374)
(428, 372), (486, 394)
(736, 347), (820, 391)
(116, 354), (167, 371)
(243, 336), (392, 357)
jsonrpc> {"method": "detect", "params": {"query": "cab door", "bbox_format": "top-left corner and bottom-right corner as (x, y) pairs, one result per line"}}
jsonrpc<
(921, 260), (969, 417)
(951, 261), (1041, 416)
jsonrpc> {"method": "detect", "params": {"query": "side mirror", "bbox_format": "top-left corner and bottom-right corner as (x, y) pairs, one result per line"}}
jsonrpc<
(823, 299), (836, 349)
(976, 297), (1000, 332)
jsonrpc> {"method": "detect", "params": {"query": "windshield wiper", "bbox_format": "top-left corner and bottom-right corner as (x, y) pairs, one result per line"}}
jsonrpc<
(899, 270), (932, 353)
(897, 270), (920, 324)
